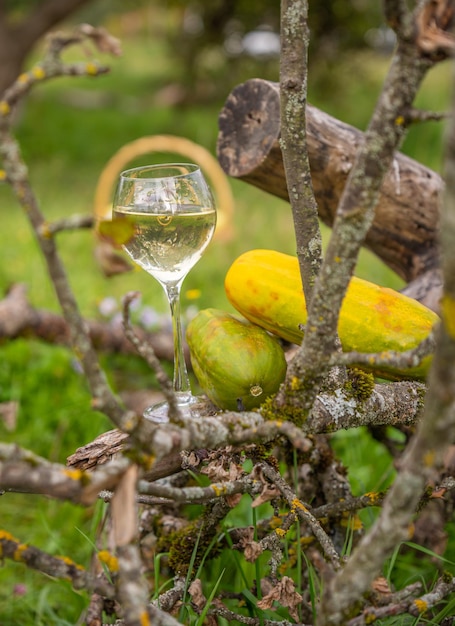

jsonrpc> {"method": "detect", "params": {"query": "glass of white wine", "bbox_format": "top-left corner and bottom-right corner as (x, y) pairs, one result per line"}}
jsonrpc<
(112, 163), (216, 422)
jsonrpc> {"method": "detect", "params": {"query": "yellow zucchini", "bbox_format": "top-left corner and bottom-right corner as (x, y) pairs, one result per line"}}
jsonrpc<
(224, 249), (439, 380)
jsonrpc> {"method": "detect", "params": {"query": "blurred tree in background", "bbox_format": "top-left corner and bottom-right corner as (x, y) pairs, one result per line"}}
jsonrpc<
(0, 0), (93, 93)
(0, 1), (387, 104)
(157, 0), (387, 102)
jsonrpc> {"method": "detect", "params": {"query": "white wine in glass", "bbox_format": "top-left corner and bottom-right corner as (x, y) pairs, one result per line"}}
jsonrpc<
(112, 163), (216, 421)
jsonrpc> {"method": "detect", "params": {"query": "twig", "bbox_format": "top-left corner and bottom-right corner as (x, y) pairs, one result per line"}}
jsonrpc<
(122, 291), (183, 423)
(41, 214), (95, 235)
(0, 442), (132, 504)
(310, 492), (386, 521)
(85, 593), (106, 626)
(327, 332), (436, 373)
(0, 31), (130, 431)
(406, 107), (451, 123)
(0, 283), (176, 362)
(0, 530), (115, 598)
(409, 575), (455, 616)
(153, 576), (186, 612)
(258, 462), (341, 569)
(209, 603), (305, 626)
(346, 576), (455, 626)
(137, 475), (262, 503)
(280, 0), (322, 300)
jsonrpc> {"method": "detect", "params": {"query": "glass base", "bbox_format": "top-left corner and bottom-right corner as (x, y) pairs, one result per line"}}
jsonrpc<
(143, 393), (203, 423)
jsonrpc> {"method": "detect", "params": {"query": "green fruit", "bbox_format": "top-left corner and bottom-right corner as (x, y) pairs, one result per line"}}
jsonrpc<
(186, 308), (287, 411)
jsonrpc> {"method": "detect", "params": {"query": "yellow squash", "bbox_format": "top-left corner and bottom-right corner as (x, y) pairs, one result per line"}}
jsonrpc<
(225, 249), (439, 380)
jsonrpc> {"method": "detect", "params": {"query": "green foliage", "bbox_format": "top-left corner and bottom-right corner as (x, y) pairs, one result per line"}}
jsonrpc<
(0, 340), (111, 460)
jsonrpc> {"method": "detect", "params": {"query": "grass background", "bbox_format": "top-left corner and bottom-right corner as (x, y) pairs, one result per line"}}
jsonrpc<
(0, 8), (453, 624)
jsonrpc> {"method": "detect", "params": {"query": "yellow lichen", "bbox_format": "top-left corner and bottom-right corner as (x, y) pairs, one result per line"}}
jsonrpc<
(142, 454), (155, 471)
(395, 115), (405, 125)
(364, 612), (377, 624)
(340, 514), (363, 531)
(13, 543), (27, 562)
(0, 101), (10, 116)
(270, 515), (284, 529)
(32, 66), (46, 80)
(300, 535), (315, 547)
(140, 611), (151, 626)
(275, 528), (287, 538)
(211, 484), (227, 497)
(423, 450), (435, 468)
(0, 170), (6, 181)
(291, 498), (307, 512)
(18, 73), (29, 84)
(62, 467), (91, 487)
(122, 416), (136, 431)
(365, 491), (383, 506)
(98, 550), (119, 572)
(63, 468), (83, 481)
(85, 62), (99, 76)
(413, 599), (428, 614)
(0, 529), (17, 542)
(58, 555), (85, 570)
(39, 222), (53, 239)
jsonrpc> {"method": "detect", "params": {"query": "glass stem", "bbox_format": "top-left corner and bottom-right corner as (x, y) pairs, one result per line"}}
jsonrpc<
(165, 280), (191, 399)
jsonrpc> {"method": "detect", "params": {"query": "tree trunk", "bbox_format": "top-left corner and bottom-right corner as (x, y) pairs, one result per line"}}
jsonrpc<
(217, 79), (442, 297)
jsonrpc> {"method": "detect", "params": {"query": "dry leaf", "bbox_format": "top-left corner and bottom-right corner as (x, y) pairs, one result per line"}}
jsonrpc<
(430, 487), (447, 499)
(244, 540), (263, 563)
(188, 579), (206, 610)
(201, 457), (244, 483)
(257, 576), (303, 621)
(251, 483), (281, 507)
(371, 576), (392, 596)
(226, 493), (243, 507)
(234, 526), (263, 562)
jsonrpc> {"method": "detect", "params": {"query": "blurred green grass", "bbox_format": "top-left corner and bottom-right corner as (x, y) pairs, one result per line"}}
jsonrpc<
(0, 20), (453, 624)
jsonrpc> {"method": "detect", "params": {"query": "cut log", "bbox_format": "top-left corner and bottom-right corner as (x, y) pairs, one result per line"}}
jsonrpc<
(217, 79), (442, 286)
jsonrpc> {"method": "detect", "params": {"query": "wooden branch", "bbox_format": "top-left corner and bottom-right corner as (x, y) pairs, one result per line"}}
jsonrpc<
(67, 379), (425, 473)
(280, 0), (322, 302)
(217, 79), (441, 285)
(0, 283), (177, 362)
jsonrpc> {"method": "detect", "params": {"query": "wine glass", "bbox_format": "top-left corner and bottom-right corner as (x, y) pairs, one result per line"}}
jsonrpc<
(112, 163), (216, 422)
